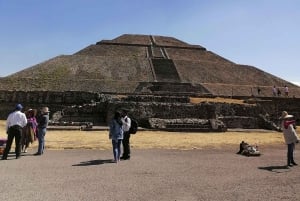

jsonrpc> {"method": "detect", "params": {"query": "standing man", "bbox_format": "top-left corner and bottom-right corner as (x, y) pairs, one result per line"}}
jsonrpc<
(280, 111), (299, 167)
(2, 104), (27, 160)
(121, 109), (131, 160)
(34, 107), (50, 156)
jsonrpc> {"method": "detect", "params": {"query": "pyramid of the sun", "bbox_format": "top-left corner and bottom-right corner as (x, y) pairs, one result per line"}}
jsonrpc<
(1, 34), (299, 97)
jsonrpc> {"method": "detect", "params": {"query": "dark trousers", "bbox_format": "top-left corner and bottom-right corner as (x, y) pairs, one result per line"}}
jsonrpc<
(122, 131), (131, 158)
(287, 143), (295, 165)
(2, 126), (22, 159)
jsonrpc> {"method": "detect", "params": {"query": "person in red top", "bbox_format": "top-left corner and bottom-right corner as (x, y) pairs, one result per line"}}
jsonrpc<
(21, 109), (38, 153)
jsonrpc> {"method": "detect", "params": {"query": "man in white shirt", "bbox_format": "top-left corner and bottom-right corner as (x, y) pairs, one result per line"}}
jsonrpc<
(121, 109), (131, 160)
(2, 104), (27, 160)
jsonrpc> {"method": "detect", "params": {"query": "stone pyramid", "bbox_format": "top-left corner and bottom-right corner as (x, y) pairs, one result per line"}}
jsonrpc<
(1, 34), (299, 97)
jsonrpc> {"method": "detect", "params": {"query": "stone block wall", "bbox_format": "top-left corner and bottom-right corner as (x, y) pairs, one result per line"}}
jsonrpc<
(0, 90), (100, 119)
(0, 91), (299, 130)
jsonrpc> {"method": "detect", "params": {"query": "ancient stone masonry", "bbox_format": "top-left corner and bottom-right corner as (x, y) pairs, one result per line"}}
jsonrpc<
(0, 90), (299, 131)
(2, 34), (300, 96)
(0, 34), (300, 131)
(0, 90), (100, 119)
(148, 118), (227, 132)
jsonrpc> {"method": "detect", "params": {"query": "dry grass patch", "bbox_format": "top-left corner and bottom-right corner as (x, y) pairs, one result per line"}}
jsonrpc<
(0, 120), (294, 150)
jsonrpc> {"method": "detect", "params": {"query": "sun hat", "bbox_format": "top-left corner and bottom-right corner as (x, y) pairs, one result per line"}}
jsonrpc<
(15, 104), (23, 110)
(280, 111), (294, 119)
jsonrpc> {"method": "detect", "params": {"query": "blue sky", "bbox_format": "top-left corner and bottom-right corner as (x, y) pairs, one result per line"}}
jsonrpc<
(0, 0), (299, 86)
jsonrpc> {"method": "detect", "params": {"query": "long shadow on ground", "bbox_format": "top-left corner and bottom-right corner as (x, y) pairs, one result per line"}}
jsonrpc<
(258, 165), (291, 173)
(72, 159), (115, 166)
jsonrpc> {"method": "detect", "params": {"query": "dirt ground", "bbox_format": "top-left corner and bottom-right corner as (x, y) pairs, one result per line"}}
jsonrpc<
(1, 121), (300, 201)
(0, 120), (296, 151)
(1, 147), (299, 201)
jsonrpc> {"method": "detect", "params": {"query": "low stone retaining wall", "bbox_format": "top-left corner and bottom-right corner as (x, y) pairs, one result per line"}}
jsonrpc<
(0, 92), (299, 131)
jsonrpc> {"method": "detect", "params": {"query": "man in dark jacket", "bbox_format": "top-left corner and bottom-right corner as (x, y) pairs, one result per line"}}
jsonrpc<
(34, 107), (49, 155)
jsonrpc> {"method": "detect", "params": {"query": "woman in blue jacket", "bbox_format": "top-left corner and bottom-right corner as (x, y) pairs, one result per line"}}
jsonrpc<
(109, 111), (124, 163)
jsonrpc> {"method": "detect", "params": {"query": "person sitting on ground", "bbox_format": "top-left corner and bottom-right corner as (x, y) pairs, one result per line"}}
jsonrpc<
(236, 141), (260, 156)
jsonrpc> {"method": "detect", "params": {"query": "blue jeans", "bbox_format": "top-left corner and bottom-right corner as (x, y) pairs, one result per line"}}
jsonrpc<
(287, 143), (295, 165)
(37, 128), (47, 154)
(112, 139), (122, 161)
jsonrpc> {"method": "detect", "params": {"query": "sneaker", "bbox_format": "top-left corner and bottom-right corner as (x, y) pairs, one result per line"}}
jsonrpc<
(291, 162), (298, 166)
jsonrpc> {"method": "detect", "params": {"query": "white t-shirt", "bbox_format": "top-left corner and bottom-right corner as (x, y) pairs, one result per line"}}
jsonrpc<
(6, 110), (27, 131)
(122, 116), (131, 132)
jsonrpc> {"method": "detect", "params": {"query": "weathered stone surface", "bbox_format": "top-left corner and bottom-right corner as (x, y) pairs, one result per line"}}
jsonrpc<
(1, 34), (300, 97)
(148, 118), (227, 132)
(0, 34), (299, 131)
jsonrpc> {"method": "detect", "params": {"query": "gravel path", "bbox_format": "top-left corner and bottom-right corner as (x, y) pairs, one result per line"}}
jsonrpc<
(1, 146), (299, 201)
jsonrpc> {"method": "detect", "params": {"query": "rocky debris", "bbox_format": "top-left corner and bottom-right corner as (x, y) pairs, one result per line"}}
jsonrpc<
(148, 118), (227, 132)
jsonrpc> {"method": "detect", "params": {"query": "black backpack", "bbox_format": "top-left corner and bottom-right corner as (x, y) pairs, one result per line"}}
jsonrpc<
(129, 118), (138, 134)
